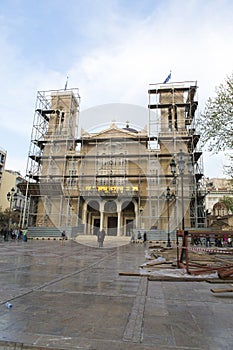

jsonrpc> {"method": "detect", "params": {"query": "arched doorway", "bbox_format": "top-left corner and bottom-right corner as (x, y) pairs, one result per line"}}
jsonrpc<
(104, 200), (117, 236)
(87, 200), (100, 235)
(122, 201), (135, 236)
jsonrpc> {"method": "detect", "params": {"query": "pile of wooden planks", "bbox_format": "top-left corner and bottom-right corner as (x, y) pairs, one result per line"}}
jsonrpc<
(119, 245), (233, 283)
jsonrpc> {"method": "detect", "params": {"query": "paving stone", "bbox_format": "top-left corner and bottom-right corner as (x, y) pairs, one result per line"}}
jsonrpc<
(0, 239), (232, 349)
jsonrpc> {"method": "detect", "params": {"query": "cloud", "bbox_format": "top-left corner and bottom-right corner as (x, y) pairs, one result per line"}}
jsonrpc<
(0, 0), (232, 177)
(68, 0), (233, 109)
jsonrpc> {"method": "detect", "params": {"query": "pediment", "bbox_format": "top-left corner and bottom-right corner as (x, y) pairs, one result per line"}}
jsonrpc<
(81, 122), (146, 139)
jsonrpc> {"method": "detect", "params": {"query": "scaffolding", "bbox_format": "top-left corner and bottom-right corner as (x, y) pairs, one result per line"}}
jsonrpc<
(22, 81), (206, 238)
(148, 81), (206, 231)
(24, 88), (80, 232)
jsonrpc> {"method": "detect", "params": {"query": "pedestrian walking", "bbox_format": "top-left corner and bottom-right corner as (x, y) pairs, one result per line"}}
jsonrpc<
(130, 230), (135, 243)
(22, 228), (28, 242)
(205, 234), (210, 247)
(97, 229), (105, 248)
(61, 230), (66, 245)
(143, 231), (147, 246)
(136, 231), (142, 244)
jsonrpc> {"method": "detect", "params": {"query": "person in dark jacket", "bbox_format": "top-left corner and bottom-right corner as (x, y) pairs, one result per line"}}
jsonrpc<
(143, 231), (147, 245)
(97, 229), (106, 248)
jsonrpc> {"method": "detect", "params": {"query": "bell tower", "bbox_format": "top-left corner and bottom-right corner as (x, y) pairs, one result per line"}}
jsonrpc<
(148, 81), (205, 229)
(26, 88), (80, 229)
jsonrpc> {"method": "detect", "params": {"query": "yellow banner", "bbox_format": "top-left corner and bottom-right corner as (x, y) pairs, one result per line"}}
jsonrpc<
(84, 186), (138, 193)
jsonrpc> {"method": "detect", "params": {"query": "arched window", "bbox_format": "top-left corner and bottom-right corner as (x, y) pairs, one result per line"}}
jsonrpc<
(213, 202), (227, 217)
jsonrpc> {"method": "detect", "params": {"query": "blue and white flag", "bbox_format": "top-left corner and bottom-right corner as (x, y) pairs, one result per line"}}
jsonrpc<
(163, 71), (171, 84)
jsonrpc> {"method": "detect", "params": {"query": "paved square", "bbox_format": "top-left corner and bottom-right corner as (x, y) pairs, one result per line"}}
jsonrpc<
(0, 239), (232, 349)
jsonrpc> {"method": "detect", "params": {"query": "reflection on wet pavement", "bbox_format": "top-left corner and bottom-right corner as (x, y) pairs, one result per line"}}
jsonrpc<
(0, 239), (233, 350)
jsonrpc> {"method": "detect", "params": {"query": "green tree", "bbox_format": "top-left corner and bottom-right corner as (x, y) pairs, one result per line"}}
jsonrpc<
(0, 207), (9, 229)
(220, 196), (233, 214)
(199, 72), (233, 177)
(0, 207), (20, 230)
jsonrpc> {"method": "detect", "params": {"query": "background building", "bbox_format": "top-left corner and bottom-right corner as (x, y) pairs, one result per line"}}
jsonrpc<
(205, 178), (233, 214)
(0, 147), (6, 189)
(0, 169), (25, 228)
(205, 178), (233, 230)
(20, 82), (205, 239)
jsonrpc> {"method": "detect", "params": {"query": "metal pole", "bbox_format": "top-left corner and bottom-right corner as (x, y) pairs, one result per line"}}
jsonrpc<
(167, 197), (171, 247)
(19, 204), (23, 228)
(22, 179), (29, 228)
(177, 150), (185, 231)
(26, 197), (31, 228)
(8, 196), (12, 231)
(7, 188), (16, 239)
(181, 171), (185, 230)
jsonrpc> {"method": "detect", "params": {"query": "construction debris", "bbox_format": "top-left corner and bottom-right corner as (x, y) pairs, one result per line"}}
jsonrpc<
(119, 226), (233, 284)
(218, 267), (233, 279)
(119, 242), (233, 283)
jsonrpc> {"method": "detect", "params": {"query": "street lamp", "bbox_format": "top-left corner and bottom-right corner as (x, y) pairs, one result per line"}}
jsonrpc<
(170, 158), (176, 178)
(170, 150), (184, 228)
(7, 187), (18, 232)
(178, 150), (185, 231)
(165, 186), (176, 247)
(170, 151), (194, 268)
(170, 150), (193, 231)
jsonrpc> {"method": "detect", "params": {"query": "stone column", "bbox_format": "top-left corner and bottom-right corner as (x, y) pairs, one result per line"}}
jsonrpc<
(117, 212), (121, 236)
(99, 201), (104, 231)
(135, 202), (139, 229)
(83, 202), (87, 235)
(117, 201), (122, 236)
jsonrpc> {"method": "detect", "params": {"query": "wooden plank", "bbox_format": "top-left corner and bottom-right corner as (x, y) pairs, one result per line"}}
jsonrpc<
(119, 272), (143, 276)
(206, 279), (233, 283)
(218, 268), (233, 279)
(214, 256), (233, 265)
(148, 276), (209, 282)
(119, 272), (208, 280)
(211, 288), (233, 293)
(140, 261), (173, 267)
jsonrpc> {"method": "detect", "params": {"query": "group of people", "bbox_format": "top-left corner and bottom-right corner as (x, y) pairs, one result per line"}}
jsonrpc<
(130, 230), (147, 245)
(192, 234), (232, 247)
(215, 235), (232, 247)
(96, 229), (147, 247)
(0, 228), (28, 242)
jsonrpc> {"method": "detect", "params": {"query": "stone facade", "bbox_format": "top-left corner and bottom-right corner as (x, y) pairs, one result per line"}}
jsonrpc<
(23, 83), (205, 237)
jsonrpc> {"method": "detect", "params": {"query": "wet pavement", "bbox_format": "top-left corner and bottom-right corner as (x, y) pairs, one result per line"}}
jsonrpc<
(0, 237), (233, 350)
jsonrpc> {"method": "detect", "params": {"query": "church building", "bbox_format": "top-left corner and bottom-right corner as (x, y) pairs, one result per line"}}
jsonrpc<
(20, 81), (205, 240)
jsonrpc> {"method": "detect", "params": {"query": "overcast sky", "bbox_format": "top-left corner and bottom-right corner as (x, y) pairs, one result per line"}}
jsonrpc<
(0, 0), (232, 178)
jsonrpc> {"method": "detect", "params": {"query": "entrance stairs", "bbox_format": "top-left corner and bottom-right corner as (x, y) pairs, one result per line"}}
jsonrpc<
(28, 227), (62, 240)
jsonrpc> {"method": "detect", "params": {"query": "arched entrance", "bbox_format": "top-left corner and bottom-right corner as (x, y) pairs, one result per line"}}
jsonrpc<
(104, 200), (117, 236)
(87, 200), (100, 235)
(122, 201), (135, 236)
(84, 198), (137, 236)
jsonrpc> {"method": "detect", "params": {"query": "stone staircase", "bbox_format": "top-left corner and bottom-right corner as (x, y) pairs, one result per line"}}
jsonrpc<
(133, 229), (176, 245)
(27, 227), (176, 243)
(28, 227), (62, 240)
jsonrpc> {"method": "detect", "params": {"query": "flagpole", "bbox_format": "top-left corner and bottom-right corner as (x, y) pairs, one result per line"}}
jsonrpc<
(64, 76), (69, 90)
